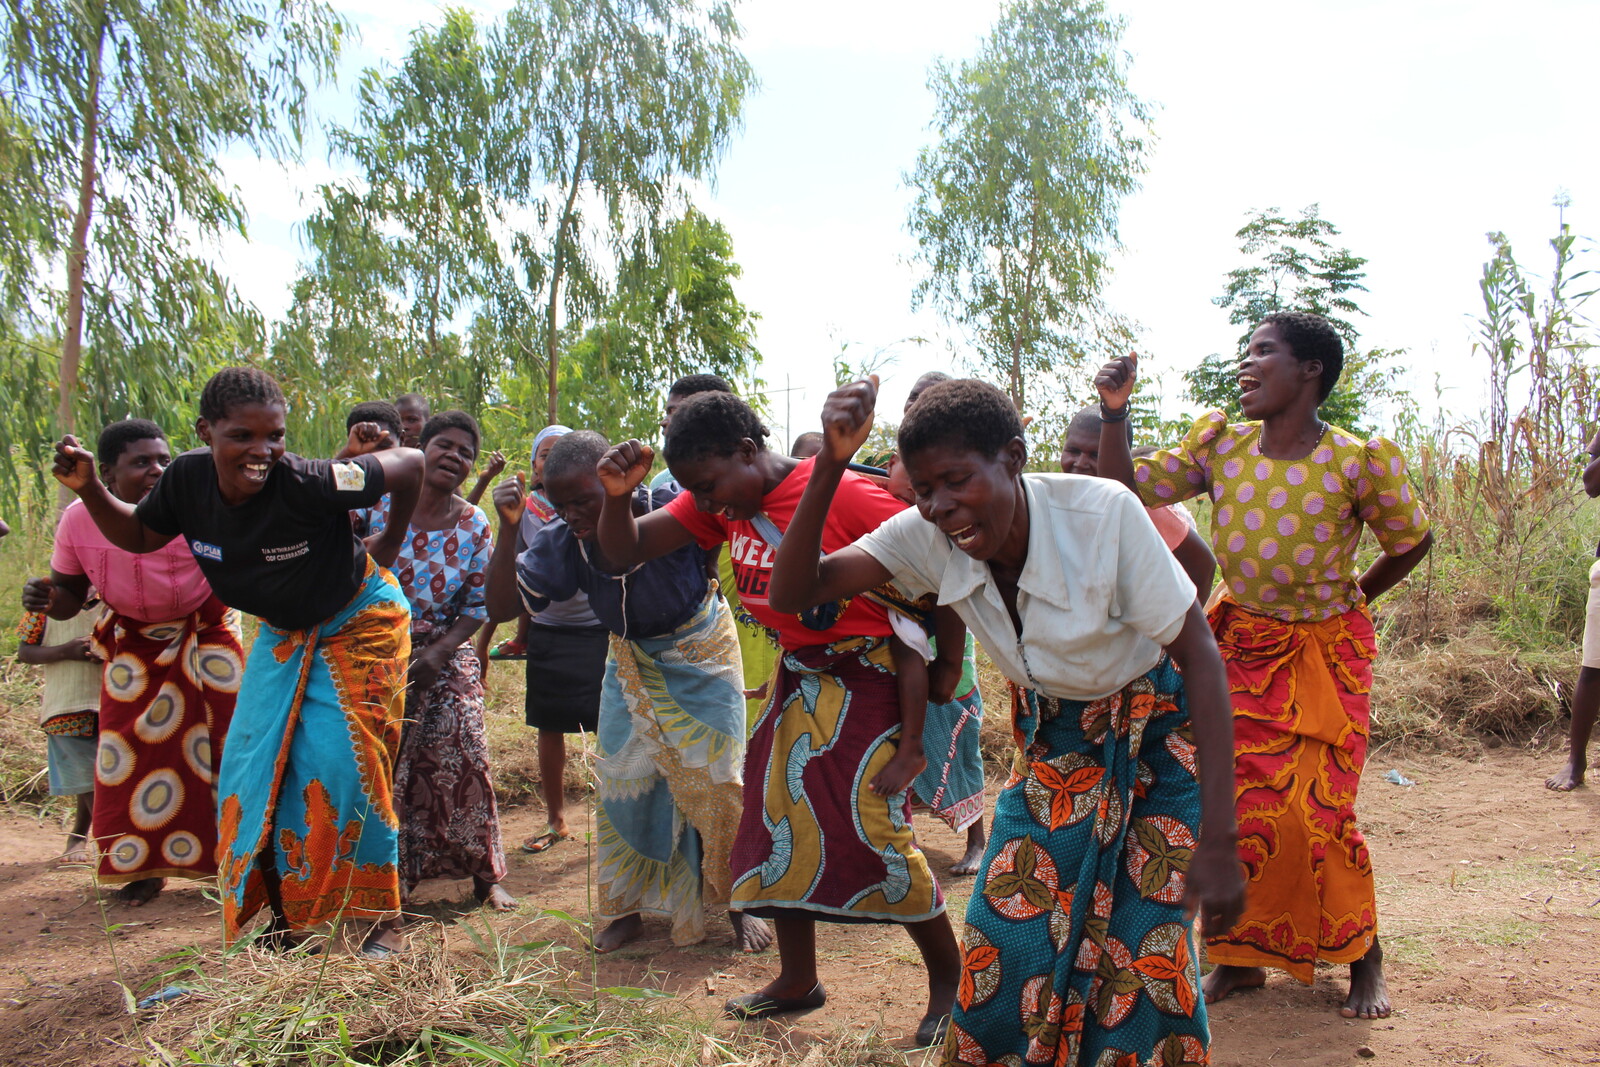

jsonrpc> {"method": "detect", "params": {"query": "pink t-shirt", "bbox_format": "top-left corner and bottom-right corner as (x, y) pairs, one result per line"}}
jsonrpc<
(51, 499), (213, 622)
(1146, 504), (1193, 551)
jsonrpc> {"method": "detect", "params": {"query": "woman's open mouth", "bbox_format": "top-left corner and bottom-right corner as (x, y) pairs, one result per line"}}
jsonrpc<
(1238, 374), (1262, 400)
(946, 523), (980, 551)
(241, 461), (272, 484)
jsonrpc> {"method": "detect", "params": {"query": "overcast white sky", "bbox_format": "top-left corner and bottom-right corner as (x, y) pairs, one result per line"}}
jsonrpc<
(220, 0), (1599, 448)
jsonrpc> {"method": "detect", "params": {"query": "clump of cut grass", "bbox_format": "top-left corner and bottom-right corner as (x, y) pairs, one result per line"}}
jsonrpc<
(132, 913), (943, 1067)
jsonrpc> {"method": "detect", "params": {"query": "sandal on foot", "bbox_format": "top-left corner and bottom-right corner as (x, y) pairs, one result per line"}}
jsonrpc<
(724, 982), (827, 1020)
(913, 1011), (951, 1048)
(488, 638), (527, 660)
(521, 829), (572, 854)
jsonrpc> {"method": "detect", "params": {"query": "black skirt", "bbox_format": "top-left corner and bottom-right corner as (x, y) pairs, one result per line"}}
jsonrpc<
(523, 624), (608, 733)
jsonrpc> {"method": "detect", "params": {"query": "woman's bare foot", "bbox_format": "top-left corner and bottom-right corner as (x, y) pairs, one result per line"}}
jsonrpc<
(115, 877), (165, 906)
(1201, 964), (1266, 1004)
(1546, 758), (1586, 791)
(55, 839), (91, 867)
(473, 878), (518, 912)
(950, 823), (987, 876)
(1341, 941), (1391, 1019)
(730, 911), (773, 952)
(593, 914), (643, 953)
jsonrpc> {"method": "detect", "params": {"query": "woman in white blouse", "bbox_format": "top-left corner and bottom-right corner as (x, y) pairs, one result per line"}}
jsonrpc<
(768, 377), (1244, 1067)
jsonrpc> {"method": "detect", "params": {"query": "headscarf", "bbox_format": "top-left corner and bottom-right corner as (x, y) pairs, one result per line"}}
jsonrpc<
(530, 424), (573, 469)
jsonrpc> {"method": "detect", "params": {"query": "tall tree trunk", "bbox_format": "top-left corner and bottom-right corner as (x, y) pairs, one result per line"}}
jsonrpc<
(545, 127), (590, 426)
(59, 11), (108, 471)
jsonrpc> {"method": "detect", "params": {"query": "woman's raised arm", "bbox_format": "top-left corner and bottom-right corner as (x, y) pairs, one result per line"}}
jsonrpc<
(51, 436), (173, 554)
(594, 439), (696, 566)
(768, 378), (896, 614)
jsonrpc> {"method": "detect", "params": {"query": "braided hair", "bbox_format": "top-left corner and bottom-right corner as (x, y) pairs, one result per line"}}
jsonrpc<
(198, 367), (286, 423)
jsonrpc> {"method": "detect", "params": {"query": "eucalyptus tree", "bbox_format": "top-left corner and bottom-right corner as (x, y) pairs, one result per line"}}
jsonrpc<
(307, 9), (501, 372)
(487, 0), (757, 424)
(906, 0), (1149, 416)
(0, 0), (346, 485)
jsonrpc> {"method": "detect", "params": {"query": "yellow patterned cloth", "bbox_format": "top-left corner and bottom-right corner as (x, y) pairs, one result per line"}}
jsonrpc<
(595, 593), (747, 944)
(1134, 410), (1429, 622)
(730, 636), (943, 923)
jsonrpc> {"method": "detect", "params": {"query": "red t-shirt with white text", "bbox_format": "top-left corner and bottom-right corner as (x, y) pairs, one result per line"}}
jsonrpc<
(665, 456), (904, 651)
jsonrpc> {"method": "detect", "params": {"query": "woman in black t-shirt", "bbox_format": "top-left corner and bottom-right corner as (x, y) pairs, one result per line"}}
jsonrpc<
(52, 368), (424, 956)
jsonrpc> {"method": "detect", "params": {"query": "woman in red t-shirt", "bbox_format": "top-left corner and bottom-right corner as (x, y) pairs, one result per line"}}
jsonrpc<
(596, 391), (961, 1047)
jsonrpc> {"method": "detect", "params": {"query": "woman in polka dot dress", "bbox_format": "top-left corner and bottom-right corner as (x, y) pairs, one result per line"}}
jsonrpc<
(1095, 312), (1433, 1022)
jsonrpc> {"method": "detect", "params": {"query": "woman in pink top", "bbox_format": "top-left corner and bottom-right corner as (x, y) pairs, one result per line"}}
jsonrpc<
(24, 419), (243, 906)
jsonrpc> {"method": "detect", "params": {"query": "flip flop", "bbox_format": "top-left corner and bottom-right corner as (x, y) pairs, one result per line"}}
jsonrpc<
(724, 982), (827, 1020)
(520, 829), (572, 854)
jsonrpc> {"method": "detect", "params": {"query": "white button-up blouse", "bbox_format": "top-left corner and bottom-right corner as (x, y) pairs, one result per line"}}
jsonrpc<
(854, 473), (1195, 701)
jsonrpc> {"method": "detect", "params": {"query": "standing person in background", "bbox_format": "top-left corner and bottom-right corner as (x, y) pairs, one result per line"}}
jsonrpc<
(1547, 421), (1600, 791)
(1058, 405), (1217, 601)
(393, 394), (431, 450)
(16, 598), (102, 866)
(1095, 313), (1433, 1020)
(49, 369), (424, 954)
(654, 373), (780, 726)
(366, 411), (515, 911)
(24, 418), (243, 907)
(596, 392), (962, 1048)
(766, 376), (1245, 1067)
(504, 424), (609, 855)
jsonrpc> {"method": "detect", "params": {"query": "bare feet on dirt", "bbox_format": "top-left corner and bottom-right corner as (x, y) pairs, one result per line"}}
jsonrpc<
(54, 842), (90, 868)
(1546, 759), (1585, 791)
(1202, 964), (1266, 1004)
(730, 911), (772, 953)
(949, 824), (987, 876)
(1341, 941), (1392, 1019)
(473, 879), (518, 912)
(115, 878), (165, 907)
(592, 914), (644, 953)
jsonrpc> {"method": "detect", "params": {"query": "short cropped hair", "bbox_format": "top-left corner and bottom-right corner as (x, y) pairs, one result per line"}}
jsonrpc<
(543, 430), (610, 484)
(1260, 311), (1343, 402)
(199, 367), (285, 423)
(905, 370), (952, 409)
(898, 379), (1025, 461)
(419, 409), (480, 455)
(663, 391), (769, 466)
(97, 419), (165, 466)
(790, 431), (823, 457)
(346, 400), (402, 440)
(393, 392), (429, 410)
(667, 373), (734, 399)
(1068, 404), (1133, 445)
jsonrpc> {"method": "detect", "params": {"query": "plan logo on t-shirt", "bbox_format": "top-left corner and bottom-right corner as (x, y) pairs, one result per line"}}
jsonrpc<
(331, 461), (367, 492)
(192, 541), (223, 562)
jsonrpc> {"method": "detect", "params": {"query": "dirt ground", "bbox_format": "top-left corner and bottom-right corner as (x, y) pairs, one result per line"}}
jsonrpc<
(0, 746), (1597, 1066)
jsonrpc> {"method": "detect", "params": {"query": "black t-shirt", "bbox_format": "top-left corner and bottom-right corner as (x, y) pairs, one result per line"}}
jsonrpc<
(136, 449), (388, 630)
